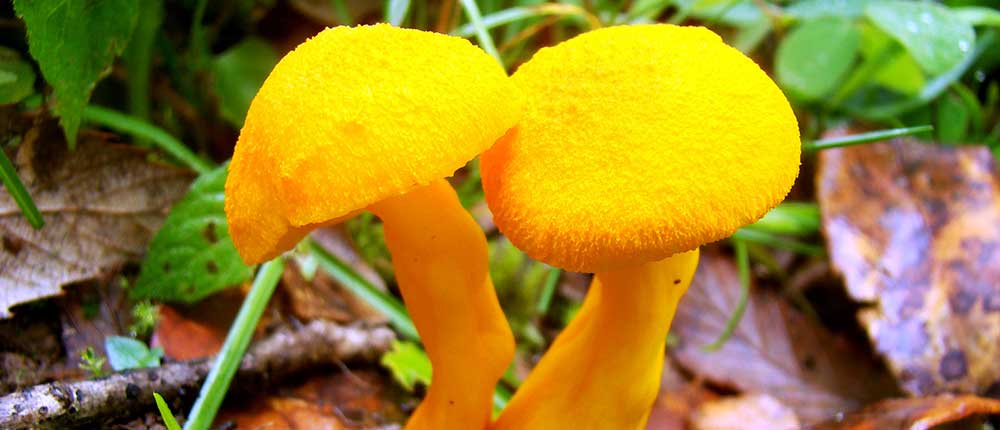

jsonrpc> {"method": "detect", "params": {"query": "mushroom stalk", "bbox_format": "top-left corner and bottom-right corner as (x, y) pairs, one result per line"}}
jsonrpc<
(369, 179), (515, 430)
(494, 249), (699, 430)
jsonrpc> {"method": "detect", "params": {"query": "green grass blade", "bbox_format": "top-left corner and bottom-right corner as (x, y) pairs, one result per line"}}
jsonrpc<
(184, 258), (285, 430)
(732, 228), (825, 256)
(702, 239), (751, 352)
(535, 268), (560, 316)
(82, 105), (213, 174)
(309, 239), (419, 340)
(802, 125), (933, 151)
(458, 0), (502, 64)
(0, 148), (43, 229)
(153, 393), (182, 430)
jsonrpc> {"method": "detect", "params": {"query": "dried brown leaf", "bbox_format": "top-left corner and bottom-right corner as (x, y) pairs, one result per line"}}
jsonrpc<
(671, 252), (897, 423)
(647, 358), (716, 430)
(809, 395), (1000, 430)
(0, 123), (194, 317)
(692, 394), (800, 430)
(215, 369), (407, 429)
(818, 136), (1000, 395)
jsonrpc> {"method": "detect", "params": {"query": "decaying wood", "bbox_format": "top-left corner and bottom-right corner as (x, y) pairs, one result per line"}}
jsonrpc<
(0, 320), (395, 429)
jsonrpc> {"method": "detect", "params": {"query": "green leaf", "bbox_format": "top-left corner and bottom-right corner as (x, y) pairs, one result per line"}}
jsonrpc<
(12, 0), (139, 147)
(105, 336), (163, 370)
(0, 46), (36, 104)
(865, 1), (975, 76)
(954, 6), (1000, 27)
(936, 92), (970, 142)
(211, 38), (279, 128)
(776, 17), (860, 101)
(133, 164), (253, 302)
(380, 340), (432, 391)
(872, 51), (926, 96)
(154, 393), (182, 430)
(786, 0), (870, 20)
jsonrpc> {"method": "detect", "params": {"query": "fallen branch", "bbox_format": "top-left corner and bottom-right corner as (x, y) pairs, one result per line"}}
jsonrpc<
(0, 320), (395, 430)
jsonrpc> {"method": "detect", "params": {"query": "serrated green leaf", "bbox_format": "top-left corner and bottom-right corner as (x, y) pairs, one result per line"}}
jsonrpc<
(211, 38), (279, 128)
(0, 46), (36, 105)
(776, 17), (860, 101)
(866, 1), (975, 76)
(380, 340), (431, 392)
(13, 0), (139, 147)
(105, 336), (163, 370)
(133, 164), (253, 302)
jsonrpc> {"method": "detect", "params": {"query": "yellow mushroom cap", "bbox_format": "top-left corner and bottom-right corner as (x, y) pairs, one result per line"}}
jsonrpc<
(481, 24), (800, 273)
(225, 24), (522, 264)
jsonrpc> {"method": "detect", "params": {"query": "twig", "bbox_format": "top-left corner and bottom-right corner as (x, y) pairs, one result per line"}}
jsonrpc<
(0, 321), (395, 430)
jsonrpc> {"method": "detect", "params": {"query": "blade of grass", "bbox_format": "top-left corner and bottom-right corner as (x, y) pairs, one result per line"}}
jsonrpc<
(309, 239), (419, 340)
(153, 393), (182, 430)
(749, 202), (820, 236)
(802, 125), (933, 151)
(184, 258), (284, 430)
(535, 267), (561, 316)
(330, 0), (353, 25)
(386, 0), (411, 26)
(0, 149), (43, 229)
(82, 105), (213, 175)
(494, 383), (512, 412)
(458, 0), (502, 64)
(702, 239), (750, 352)
(452, 4), (599, 38)
(732, 228), (825, 256)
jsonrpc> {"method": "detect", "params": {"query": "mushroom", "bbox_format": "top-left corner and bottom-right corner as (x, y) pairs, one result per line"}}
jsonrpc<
(224, 24), (521, 430)
(481, 24), (800, 429)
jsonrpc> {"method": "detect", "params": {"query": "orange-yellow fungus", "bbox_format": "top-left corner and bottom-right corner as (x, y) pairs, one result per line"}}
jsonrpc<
(482, 24), (800, 430)
(224, 24), (521, 430)
(482, 24), (800, 274)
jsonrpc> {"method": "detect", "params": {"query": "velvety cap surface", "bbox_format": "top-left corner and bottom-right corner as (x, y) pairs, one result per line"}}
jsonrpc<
(226, 24), (522, 264)
(481, 24), (800, 273)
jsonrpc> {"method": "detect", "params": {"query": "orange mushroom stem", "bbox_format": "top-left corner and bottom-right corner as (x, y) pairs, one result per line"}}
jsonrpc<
(368, 180), (513, 428)
(482, 24), (800, 430)
(224, 25), (523, 430)
(495, 251), (699, 429)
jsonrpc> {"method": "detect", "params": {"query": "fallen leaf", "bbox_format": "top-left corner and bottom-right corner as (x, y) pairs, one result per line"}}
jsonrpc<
(692, 394), (800, 430)
(215, 368), (407, 429)
(809, 395), (1000, 430)
(151, 289), (243, 361)
(817, 135), (1000, 396)
(646, 358), (716, 430)
(58, 281), (133, 375)
(670, 251), (898, 423)
(0, 123), (194, 318)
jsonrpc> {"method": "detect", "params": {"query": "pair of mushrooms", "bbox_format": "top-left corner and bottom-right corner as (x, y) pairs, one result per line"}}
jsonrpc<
(225, 23), (799, 430)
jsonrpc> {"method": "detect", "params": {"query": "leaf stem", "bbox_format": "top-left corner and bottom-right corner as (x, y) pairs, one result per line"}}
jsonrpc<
(183, 258), (285, 430)
(0, 148), (43, 229)
(82, 105), (213, 175)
